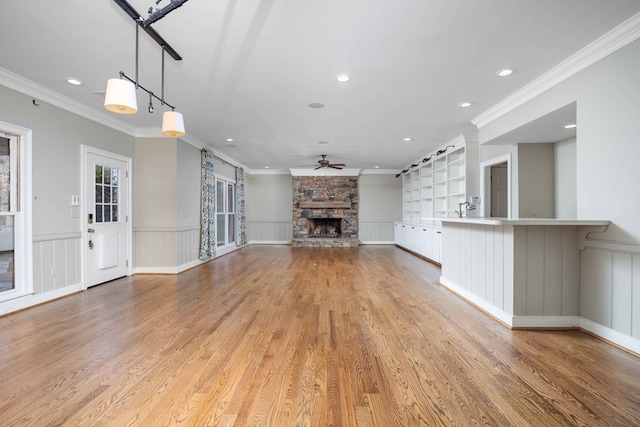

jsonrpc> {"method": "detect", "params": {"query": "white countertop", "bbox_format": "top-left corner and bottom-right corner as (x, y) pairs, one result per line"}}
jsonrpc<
(435, 217), (610, 226)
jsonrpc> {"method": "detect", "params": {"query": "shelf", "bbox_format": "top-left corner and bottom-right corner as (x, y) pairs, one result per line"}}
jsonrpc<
(447, 175), (464, 181)
(298, 201), (351, 208)
(448, 157), (465, 166)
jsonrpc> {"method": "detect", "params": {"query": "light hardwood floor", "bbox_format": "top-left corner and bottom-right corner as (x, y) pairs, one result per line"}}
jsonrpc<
(1, 245), (639, 426)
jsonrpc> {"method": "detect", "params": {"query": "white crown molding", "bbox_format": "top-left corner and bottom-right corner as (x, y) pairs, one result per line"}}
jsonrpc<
(289, 168), (361, 176)
(245, 168), (290, 175)
(472, 11), (640, 129)
(360, 169), (398, 175)
(0, 67), (251, 171)
(0, 67), (137, 136)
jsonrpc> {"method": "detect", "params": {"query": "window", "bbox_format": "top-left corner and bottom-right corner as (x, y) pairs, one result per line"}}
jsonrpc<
(95, 164), (120, 223)
(0, 137), (15, 293)
(0, 124), (31, 303)
(215, 176), (236, 249)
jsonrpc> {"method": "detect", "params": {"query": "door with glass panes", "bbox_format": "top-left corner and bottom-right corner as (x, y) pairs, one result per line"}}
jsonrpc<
(84, 149), (130, 287)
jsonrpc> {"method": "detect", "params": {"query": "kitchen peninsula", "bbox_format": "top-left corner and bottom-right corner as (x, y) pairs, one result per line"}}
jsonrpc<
(438, 217), (609, 329)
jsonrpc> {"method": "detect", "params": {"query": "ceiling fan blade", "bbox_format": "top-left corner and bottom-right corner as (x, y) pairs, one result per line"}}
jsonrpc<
(329, 165), (343, 169)
(314, 165), (322, 170)
(330, 163), (346, 167)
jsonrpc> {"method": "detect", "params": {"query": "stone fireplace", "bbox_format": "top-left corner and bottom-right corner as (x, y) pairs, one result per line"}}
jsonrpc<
(291, 174), (359, 247)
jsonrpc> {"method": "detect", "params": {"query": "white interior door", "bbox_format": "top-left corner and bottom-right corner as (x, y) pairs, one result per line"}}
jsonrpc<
(83, 148), (130, 288)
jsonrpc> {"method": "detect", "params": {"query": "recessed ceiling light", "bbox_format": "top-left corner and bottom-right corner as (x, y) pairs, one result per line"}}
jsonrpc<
(374, 166), (380, 169)
(497, 69), (513, 77)
(264, 166), (270, 169)
(403, 137), (412, 142)
(336, 74), (351, 83)
(564, 124), (577, 129)
(318, 140), (330, 144)
(66, 78), (83, 86)
(308, 102), (325, 109)
(226, 138), (234, 142)
(459, 102), (472, 108)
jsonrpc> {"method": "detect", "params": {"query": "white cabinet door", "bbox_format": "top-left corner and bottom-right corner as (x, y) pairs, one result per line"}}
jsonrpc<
(418, 227), (431, 259)
(432, 227), (442, 263)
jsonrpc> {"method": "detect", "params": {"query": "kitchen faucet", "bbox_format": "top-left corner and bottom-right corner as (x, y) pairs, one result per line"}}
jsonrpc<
(456, 201), (476, 218)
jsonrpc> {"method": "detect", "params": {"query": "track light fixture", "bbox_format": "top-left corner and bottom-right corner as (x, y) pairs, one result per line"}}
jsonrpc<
(105, 0), (186, 137)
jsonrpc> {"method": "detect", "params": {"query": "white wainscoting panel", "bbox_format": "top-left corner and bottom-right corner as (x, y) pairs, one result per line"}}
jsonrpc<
(134, 227), (204, 273)
(33, 233), (81, 294)
(247, 221), (292, 244)
(581, 241), (640, 342)
(177, 227), (201, 267)
(135, 229), (177, 269)
(359, 221), (394, 244)
(442, 223), (514, 316)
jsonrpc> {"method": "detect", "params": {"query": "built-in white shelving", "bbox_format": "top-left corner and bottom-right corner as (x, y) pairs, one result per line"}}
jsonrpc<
(395, 139), (479, 264)
(400, 142), (478, 224)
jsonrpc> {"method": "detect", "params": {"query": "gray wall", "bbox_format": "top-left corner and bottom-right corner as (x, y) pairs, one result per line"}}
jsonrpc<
(134, 140), (233, 271)
(518, 143), (554, 218)
(359, 173), (402, 243)
(245, 173), (293, 243)
(555, 137), (577, 219)
(0, 85), (134, 236)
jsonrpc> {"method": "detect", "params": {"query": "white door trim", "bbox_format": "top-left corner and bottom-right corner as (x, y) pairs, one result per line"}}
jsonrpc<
(480, 153), (512, 219)
(80, 145), (133, 289)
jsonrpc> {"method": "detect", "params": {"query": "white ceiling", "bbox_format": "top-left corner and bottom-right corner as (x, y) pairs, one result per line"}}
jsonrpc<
(1, 1), (639, 171)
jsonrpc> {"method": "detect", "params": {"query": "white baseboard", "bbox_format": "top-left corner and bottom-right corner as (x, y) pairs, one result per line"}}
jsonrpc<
(580, 318), (640, 355)
(512, 315), (581, 329)
(248, 240), (291, 245)
(0, 283), (84, 316)
(359, 241), (394, 245)
(439, 276), (514, 327)
(441, 275), (640, 355)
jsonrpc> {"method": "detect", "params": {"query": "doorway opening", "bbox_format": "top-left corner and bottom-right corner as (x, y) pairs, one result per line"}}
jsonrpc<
(480, 153), (511, 218)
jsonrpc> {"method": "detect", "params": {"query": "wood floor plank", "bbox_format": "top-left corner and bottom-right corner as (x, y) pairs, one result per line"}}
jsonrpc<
(1, 245), (639, 426)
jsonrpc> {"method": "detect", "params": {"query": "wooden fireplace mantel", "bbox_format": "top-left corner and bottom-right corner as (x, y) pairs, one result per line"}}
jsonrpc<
(297, 201), (352, 209)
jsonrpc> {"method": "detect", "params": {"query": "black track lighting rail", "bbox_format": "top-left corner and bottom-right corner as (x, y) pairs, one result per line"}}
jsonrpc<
(113, 0), (183, 61)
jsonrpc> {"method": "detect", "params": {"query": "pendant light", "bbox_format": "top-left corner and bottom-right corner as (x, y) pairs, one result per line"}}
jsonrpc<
(160, 45), (185, 137)
(104, 76), (138, 114)
(103, 16), (186, 137)
(162, 109), (185, 137)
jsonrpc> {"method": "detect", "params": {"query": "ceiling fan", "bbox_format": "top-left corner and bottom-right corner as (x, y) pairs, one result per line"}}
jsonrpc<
(314, 155), (346, 170)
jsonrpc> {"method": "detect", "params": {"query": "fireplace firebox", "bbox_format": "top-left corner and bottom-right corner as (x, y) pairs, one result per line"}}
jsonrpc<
(308, 218), (342, 238)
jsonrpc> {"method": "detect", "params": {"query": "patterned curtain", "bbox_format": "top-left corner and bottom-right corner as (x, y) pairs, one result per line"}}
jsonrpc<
(199, 150), (216, 259)
(236, 167), (247, 246)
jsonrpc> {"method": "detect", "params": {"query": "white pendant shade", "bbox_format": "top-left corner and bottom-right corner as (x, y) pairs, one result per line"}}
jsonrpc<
(104, 78), (138, 114)
(162, 110), (186, 137)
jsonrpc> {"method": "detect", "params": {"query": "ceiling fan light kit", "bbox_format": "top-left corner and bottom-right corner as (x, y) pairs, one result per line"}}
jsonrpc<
(314, 155), (346, 170)
(104, 0), (187, 137)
